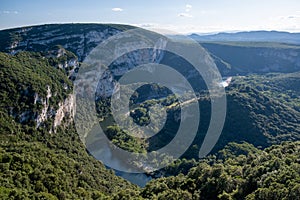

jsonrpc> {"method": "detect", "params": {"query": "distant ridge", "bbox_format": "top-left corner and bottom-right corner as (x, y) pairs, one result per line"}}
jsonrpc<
(189, 31), (300, 44)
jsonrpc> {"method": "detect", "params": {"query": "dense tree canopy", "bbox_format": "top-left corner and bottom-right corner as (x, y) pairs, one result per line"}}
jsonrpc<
(0, 44), (299, 199)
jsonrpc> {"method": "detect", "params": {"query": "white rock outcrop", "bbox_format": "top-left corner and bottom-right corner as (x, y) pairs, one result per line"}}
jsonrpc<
(34, 85), (75, 132)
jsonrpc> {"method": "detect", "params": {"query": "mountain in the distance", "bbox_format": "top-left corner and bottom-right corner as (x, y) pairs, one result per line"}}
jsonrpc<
(189, 31), (300, 44)
(1, 24), (299, 77)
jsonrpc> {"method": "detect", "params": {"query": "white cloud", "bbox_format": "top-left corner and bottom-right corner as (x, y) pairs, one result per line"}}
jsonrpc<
(185, 4), (192, 12)
(265, 15), (300, 32)
(112, 8), (123, 12)
(178, 13), (193, 18)
(186, 4), (192, 9)
(268, 14), (300, 23)
(1, 10), (18, 14)
(277, 15), (300, 20)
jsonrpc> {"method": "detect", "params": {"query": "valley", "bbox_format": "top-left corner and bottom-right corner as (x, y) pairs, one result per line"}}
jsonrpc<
(0, 24), (299, 199)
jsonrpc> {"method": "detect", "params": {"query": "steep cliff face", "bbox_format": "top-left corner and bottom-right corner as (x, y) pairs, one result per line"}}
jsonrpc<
(0, 24), (169, 134)
(0, 49), (135, 200)
(0, 24), (167, 98)
(0, 51), (74, 133)
(34, 85), (52, 127)
(45, 45), (80, 80)
(0, 24), (134, 61)
(95, 38), (167, 97)
(34, 85), (75, 132)
(53, 93), (75, 129)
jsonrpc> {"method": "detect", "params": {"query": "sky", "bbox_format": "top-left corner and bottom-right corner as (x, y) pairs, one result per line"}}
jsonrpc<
(0, 0), (300, 33)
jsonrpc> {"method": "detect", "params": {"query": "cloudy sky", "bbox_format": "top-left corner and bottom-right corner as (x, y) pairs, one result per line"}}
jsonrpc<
(0, 0), (299, 33)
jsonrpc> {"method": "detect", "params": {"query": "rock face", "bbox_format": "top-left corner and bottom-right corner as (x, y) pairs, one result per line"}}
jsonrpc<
(35, 85), (52, 127)
(95, 38), (167, 98)
(53, 94), (75, 129)
(0, 24), (167, 131)
(1, 24), (167, 97)
(0, 24), (133, 61)
(46, 45), (80, 80)
(34, 85), (75, 132)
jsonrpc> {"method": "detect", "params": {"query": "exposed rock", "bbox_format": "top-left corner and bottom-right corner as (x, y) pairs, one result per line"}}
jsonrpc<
(46, 45), (80, 79)
(2, 24), (125, 61)
(35, 85), (52, 127)
(53, 94), (75, 130)
(34, 85), (75, 132)
(95, 38), (167, 98)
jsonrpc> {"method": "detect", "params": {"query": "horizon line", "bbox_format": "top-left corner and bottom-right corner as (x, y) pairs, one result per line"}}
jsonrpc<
(1, 22), (300, 35)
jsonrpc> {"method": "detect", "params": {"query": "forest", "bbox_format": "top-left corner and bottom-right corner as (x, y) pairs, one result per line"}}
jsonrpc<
(0, 24), (300, 199)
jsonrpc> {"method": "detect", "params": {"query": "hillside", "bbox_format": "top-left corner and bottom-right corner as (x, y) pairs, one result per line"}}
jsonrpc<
(125, 72), (300, 158)
(218, 74), (300, 148)
(140, 141), (300, 200)
(0, 24), (134, 61)
(201, 42), (300, 76)
(0, 24), (300, 199)
(0, 51), (136, 199)
(190, 31), (300, 44)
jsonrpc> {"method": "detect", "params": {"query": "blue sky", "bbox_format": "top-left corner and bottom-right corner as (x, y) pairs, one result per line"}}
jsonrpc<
(0, 0), (300, 33)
